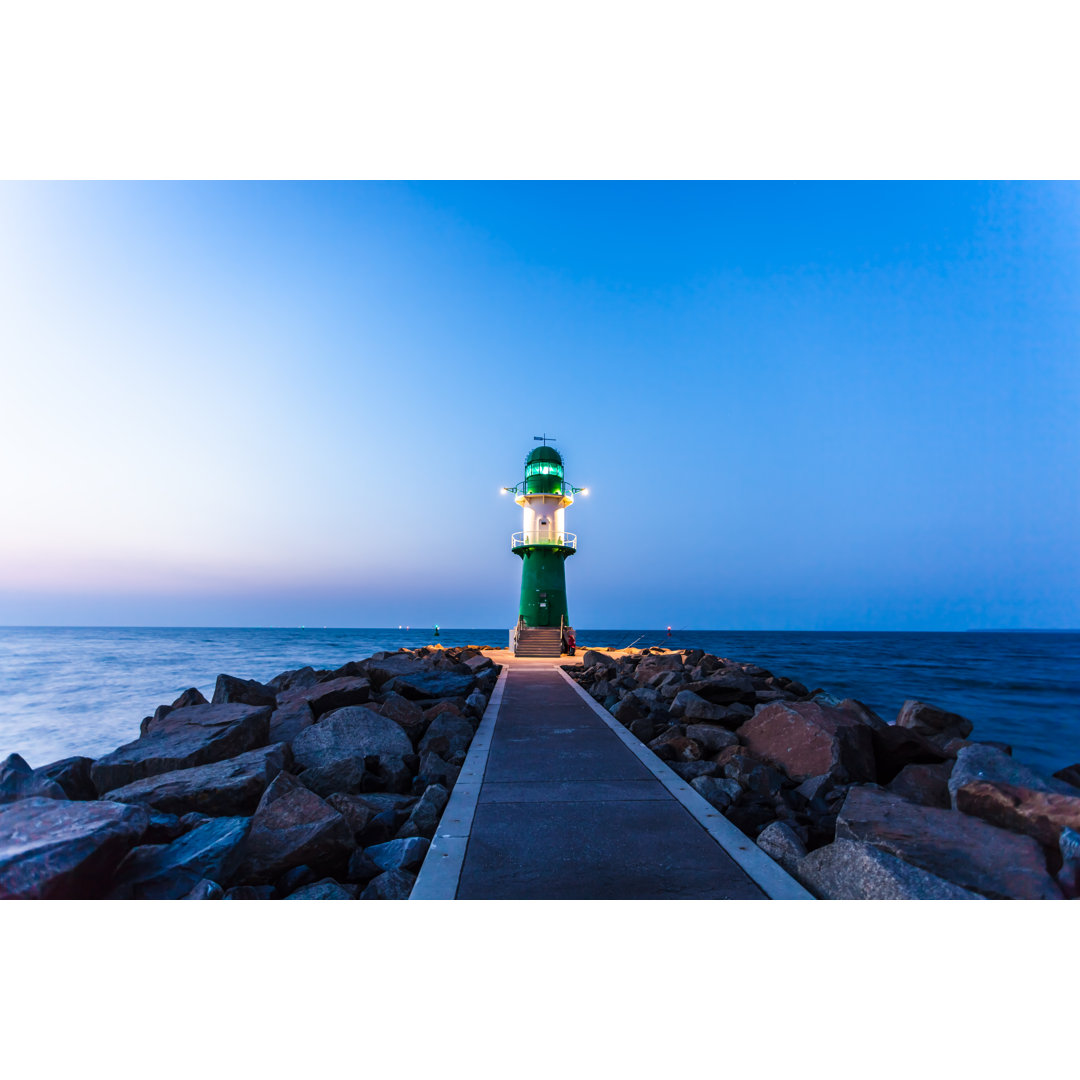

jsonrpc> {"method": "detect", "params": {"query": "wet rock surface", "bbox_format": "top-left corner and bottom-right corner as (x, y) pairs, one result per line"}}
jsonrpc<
(0, 797), (150, 899)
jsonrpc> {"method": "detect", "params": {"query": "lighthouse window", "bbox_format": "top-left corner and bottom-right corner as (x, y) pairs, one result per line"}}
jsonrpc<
(526, 462), (564, 479)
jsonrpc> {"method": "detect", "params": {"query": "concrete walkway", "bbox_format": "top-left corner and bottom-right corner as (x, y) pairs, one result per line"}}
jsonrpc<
(412, 655), (812, 900)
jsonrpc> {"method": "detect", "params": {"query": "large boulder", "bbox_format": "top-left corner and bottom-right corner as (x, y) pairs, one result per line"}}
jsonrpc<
(463, 653), (495, 675)
(670, 691), (736, 723)
(387, 671), (475, 701)
(102, 743), (292, 817)
(366, 836), (429, 873)
(581, 650), (616, 672)
(0, 798), (150, 899)
(634, 653), (684, 684)
(212, 674), (277, 708)
(885, 762), (953, 808)
(284, 878), (358, 899)
(34, 757), (97, 800)
(737, 701), (876, 783)
(371, 693), (427, 743)
(0, 754), (67, 804)
(870, 724), (953, 783)
(291, 706), (413, 795)
(267, 666), (320, 694)
(417, 713), (473, 760)
(276, 676), (372, 719)
(1053, 763), (1080, 790)
(107, 816), (251, 899)
(233, 772), (354, 884)
(690, 776), (742, 810)
(396, 784), (449, 839)
(835, 786), (1061, 899)
(325, 793), (376, 838)
(366, 654), (429, 688)
(268, 699), (315, 744)
(797, 840), (984, 900)
(91, 703), (271, 794)
(954, 781), (1080, 850)
(755, 821), (807, 876)
(360, 868), (416, 899)
(948, 744), (1076, 807)
(680, 672), (756, 706)
(895, 699), (973, 740)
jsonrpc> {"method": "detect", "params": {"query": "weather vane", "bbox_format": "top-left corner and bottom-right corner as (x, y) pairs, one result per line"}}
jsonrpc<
(533, 433), (556, 446)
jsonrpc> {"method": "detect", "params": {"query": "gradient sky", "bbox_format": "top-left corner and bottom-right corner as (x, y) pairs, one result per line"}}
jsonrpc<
(1, 181), (1077, 629)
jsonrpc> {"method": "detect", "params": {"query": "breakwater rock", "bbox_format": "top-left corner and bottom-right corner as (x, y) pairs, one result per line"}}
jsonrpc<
(0, 646), (498, 899)
(567, 647), (1080, 900)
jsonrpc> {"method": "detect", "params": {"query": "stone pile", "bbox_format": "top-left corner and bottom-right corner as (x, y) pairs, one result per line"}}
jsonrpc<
(566, 646), (1080, 900)
(0, 645), (499, 900)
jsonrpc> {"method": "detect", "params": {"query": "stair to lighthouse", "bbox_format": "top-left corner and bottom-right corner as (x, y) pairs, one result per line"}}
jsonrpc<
(515, 626), (565, 657)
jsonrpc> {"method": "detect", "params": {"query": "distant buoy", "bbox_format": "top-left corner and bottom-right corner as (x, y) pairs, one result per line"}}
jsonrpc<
(434, 625), (440, 638)
(667, 625), (672, 637)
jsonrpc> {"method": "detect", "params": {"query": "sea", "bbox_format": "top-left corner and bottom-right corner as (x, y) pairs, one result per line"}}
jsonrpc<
(0, 627), (1077, 777)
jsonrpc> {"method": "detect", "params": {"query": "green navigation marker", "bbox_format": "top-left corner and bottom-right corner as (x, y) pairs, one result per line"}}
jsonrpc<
(502, 439), (588, 630)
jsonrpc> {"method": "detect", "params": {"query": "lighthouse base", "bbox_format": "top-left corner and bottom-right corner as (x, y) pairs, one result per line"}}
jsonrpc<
(514, 544), (573, 628)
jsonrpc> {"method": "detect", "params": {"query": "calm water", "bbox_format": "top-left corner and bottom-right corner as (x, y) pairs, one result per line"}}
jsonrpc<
(0, 627), (1077, 777)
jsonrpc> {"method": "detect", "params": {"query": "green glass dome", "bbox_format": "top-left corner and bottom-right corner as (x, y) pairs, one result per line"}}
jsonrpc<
(526, 445), (563, 467)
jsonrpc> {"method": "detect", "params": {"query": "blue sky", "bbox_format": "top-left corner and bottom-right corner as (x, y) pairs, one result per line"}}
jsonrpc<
(1, 181), (1077, 629)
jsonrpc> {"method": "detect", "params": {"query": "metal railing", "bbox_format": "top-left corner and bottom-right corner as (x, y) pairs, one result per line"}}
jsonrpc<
(511, 531), (577, 549)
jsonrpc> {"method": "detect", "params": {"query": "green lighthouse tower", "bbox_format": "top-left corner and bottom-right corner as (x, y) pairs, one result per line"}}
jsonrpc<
(502, 438), (587, 654)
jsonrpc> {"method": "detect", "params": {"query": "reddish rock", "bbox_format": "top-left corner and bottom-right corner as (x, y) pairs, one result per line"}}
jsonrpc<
(234, 771), (354, 884)
(325, 793), (376, 838)
(955, 781), (1080, 850)
(836, 699), (890, 733)
(91, 704), (271, 794)
(948, 744), (1076, 806)
(0, 797), (150, 899)
(372, 693), (427, 742)
(835, 786), (1061, 899)
(895, 699), (973, 740)
(647, 733), (701, 762)
(886, 762), (953, 808)
(737, 701), (876, 784)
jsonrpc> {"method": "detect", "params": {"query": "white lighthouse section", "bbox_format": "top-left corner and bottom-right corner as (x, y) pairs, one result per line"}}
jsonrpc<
(515, 490), (575, 546)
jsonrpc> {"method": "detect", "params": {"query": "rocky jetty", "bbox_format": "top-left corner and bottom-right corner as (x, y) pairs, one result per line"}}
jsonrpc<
(0, 646), (498, 900)
(566, 647), (1080, 900)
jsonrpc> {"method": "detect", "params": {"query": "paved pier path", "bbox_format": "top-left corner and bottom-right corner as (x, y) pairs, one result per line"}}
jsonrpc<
(412, 653), (812, 901)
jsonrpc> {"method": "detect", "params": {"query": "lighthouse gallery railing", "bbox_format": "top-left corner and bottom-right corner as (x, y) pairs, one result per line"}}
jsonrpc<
(511, 531), (577, 549)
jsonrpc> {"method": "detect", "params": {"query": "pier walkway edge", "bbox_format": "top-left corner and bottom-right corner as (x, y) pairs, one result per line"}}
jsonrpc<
(411, 652), (813, 900)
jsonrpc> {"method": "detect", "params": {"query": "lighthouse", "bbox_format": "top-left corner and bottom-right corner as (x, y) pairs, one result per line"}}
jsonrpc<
(502, 438), (587, 655)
